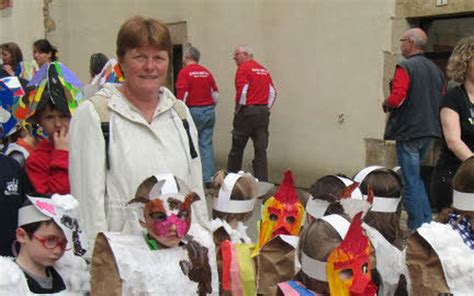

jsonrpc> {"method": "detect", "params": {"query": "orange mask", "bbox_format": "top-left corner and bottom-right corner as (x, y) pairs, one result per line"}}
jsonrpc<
(327, 212), (377, 296)
(254, 171), (304, 253)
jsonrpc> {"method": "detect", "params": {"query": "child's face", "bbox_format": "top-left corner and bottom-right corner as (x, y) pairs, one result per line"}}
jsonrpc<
(17, 222), (67, 267)
(140, 196), (195, 248)
(37, 104), (70, 136)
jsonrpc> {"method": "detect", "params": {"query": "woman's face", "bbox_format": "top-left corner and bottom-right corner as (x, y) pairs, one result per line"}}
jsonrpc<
(120, 46), (169, 96)
(1, 49), (12, 65)
(467, 57), (474, 83)
(33, 46), (52, 68)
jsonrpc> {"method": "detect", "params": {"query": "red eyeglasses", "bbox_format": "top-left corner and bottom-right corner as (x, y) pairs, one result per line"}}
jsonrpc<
(32, 234), (70, 250)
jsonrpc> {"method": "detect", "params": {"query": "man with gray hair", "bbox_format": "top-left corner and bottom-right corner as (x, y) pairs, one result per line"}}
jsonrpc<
(176, 45), (219, 188)
(227, 44), (276, 181)
(382, 28), (445, 230)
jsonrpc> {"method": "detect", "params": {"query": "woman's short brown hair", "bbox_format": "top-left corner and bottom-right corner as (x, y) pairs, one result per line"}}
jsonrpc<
(452, 155), (474, 193)
(1, 42), (23, 67)
(446, 36), (474, 83)
(116, 16), (172, 61)
(212, 170), (256, 222)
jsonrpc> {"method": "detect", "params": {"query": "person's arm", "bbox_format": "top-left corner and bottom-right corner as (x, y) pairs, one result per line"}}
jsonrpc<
(440, 107), (473, 161)
(234, 66), (249, 109)
(25, 144), (70, 195)
(69, 100), (108, 247)
(383, 66), (410, 112)
(209, 73), (219, 104)
(184, 106), (210, 229)
(175, 69), (190, 102)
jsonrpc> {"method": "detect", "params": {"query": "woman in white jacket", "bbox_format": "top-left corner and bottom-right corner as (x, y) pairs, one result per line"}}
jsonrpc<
(69, 16), (209, 246)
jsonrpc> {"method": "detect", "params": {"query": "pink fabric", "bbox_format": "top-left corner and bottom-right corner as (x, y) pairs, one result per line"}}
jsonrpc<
(278, 282), (300, 296)
(230, 243), (242, 296)
(153, 214), (190, 238)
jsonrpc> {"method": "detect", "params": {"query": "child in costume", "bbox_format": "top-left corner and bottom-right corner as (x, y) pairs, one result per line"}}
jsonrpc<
(278, 212), (377, 296)
(353, 165), (407, 296)
(253, 170), (305, 295)
(209, 170), (263, 295)
(406, 156), (474, 295)
(90, 174), (218, 296)
(306, 174), (359, 222)
(0, 194), (89, 295)
(210, 170), (259, 244)
(0, 76), (35, 166)
(21, 62), (83, 194)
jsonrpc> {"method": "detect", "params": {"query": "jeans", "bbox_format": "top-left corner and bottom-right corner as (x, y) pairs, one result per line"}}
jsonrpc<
(396, 137), (434, 230)
(189, 105), (216, 183)
(227, 105), (269, 181)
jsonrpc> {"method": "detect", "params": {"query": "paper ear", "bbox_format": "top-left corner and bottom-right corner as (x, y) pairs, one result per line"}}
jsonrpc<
(149, 179), (167, 199)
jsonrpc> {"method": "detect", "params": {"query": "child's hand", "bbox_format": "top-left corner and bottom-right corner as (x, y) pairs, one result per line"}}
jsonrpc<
(2, 64), (14, 76)
(53, 127), (69, 151)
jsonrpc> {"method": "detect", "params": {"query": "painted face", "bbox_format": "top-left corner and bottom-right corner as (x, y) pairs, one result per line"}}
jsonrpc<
(120, 46), (169, 95)
(143, 193), (197, 248)
(33, 46), (52, 68)
(18, 221), (66, 268)
(37, 104), (70, 138)
(326, 213), (377, 296)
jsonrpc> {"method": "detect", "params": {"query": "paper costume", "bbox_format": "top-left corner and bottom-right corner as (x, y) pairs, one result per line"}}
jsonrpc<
(91, 174), (218, 296)
(0, 194), (90, 295)
(326, 212), (377, 296)
(0, 76), (25, 137)
(90, 58), (124, 86)
(254, 170), (304, 254)
(14, 62), (83, 122)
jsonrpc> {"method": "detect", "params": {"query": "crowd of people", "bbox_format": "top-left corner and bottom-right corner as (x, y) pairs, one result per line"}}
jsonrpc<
(0, 15), (472, 295)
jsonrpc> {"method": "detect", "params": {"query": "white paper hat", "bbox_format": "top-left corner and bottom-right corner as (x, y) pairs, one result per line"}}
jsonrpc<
(18, 194), (88, 256)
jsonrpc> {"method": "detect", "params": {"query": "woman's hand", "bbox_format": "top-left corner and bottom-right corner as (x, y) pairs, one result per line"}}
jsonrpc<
(2, 64), (15, 76)
(53, 126), (69, 151)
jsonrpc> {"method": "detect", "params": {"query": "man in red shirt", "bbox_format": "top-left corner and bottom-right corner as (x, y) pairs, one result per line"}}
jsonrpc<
(227, 45), (276, 181)
(176, 46), (219, 187)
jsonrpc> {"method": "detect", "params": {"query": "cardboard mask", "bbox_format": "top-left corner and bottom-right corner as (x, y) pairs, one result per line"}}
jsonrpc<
(255, 170), (304, 253)
(326, 212), (377, 296)
(129, 174), (200, 240)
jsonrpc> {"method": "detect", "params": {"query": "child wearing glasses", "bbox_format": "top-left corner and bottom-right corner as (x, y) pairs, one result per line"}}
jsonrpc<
(0, 194), (88, 294)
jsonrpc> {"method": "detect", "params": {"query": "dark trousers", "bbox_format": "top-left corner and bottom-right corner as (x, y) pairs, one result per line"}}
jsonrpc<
(227, 105), (269, 181)
(430, 165), (456, 212)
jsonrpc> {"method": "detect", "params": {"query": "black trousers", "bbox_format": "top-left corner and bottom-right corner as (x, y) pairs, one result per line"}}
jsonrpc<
(227, 105), (270, 181)
(429, 165), (456, 212)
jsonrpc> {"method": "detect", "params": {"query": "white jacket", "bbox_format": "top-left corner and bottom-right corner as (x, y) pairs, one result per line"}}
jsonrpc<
(69, 83), (209, 246)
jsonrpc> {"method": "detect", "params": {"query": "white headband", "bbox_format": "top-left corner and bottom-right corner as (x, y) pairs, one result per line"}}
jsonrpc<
(153, 173), (178, 195)
(18, 205), (51, 226)
(301, 252), (327, 282)
(321, 214), (350, 239)
(362, 195), (401, 213)
(453, 190), (474, 211)
(306, 197), (330, 218)
(213, 173), (257, 213)
(353, 165), (385, 183)
(335, 176), (354, 187)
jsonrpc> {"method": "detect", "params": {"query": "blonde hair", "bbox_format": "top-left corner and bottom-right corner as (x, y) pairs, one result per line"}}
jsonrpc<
(447, 36), (474, 83)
